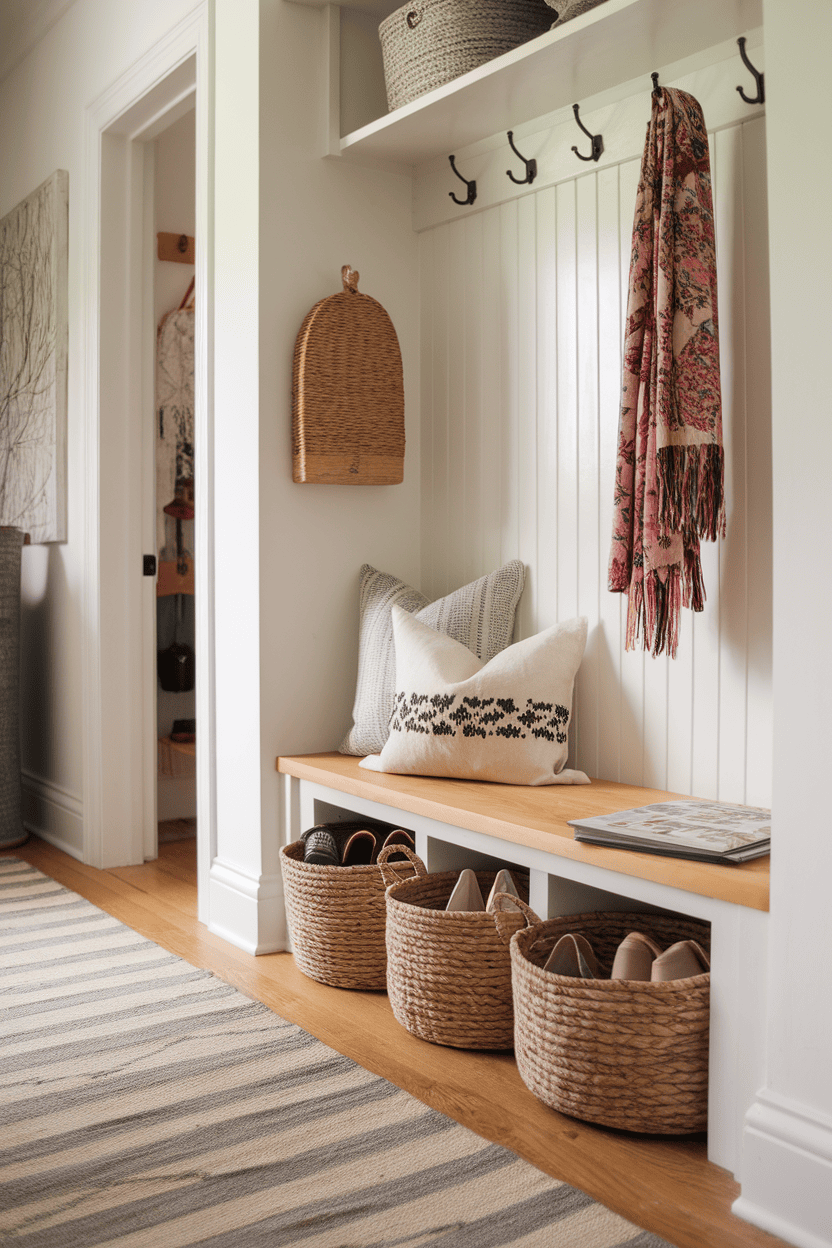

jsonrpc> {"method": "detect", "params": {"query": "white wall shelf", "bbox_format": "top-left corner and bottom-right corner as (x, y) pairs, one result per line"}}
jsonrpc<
(337, 0), (762, 165)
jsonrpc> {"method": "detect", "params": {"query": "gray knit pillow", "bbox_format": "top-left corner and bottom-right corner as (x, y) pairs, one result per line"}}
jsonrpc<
(340, 561), (526, 757)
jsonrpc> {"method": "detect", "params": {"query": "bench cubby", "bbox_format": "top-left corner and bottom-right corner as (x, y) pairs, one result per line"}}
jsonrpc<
(277, 752), (768, 1179)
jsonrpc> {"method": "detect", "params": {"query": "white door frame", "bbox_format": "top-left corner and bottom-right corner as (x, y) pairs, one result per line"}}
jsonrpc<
(81, 4), (215, 920)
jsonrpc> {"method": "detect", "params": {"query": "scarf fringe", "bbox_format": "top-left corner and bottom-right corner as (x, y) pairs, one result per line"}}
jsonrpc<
(657, 445), (726, 542)
(625, 568), (682, 660)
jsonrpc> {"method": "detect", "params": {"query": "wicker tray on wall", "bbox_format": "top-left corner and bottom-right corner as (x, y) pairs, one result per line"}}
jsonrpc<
(292, 266), (405, 485)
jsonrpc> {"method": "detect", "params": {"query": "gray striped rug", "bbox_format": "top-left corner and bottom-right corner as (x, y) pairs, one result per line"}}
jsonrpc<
(0, 859), (672, 1247)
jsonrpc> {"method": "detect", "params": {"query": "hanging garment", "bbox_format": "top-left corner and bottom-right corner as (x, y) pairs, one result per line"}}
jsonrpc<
(607, 87), (724, 659)
(156, 297), (194, 559)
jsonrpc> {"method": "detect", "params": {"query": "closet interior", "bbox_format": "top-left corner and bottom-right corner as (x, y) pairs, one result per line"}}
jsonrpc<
(154, 107), (197, 848)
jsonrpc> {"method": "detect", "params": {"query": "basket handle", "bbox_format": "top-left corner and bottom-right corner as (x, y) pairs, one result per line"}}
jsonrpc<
(377, 843), (426, 887)
(490, 893), (542, 946)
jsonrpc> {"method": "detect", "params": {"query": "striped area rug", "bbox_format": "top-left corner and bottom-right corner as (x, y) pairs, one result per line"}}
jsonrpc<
(0, 859), (672, 1248)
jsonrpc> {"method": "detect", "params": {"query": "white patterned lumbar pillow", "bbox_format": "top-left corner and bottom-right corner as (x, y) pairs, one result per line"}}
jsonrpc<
(359, 607), (590, 786)
(340, 561), (526, 757)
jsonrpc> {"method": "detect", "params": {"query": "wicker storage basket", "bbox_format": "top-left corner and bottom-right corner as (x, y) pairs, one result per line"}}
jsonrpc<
(292, 266), (404, 486)
(381, 850), (530, 1049)
(379, 0), (553, 113)
(506, 904), (711, 1133)
(280, 836), (417, 990)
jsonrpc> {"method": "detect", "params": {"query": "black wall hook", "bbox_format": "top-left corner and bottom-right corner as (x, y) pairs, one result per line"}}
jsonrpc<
(448, 155), (477, 206)
(506, 130), (537, 185)
(571, 103), (603, 163)
(736, 36), (765, 105)
(651, 72), (661, 97)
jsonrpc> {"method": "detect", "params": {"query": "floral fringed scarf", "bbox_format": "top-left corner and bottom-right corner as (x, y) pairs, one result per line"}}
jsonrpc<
(608, 87), (725, 659)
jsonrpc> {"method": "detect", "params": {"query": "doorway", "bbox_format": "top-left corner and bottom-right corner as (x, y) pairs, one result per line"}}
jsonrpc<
(153, 107), (197, 860)
(82, 8), (214, 925)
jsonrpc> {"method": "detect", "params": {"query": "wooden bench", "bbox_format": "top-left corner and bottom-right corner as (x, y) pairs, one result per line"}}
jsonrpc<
(277, 753), (769, 1178)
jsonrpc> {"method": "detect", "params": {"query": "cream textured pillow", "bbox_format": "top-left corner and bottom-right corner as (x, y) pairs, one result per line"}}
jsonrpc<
(359, 608), (590, 786)
(340, 561), (525, 757)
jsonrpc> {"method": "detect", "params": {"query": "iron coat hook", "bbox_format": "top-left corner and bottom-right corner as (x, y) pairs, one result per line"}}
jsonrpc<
(448, 155), (477, 206)
(736, 37), (765, 105)
(571, 103), (603, 163)
(651, 72), (660, 97)
(506, 131), (537, 185)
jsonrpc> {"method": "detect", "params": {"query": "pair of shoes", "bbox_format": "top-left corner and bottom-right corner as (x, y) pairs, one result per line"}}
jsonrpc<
(445, 868), (522, 914)
(611, 931), (710, 982)
(543, 933), (600, 978)
(300, 823), (415, 867)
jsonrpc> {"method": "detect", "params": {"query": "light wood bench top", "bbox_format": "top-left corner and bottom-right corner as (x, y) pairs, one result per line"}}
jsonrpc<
(276, 753), (770, 912)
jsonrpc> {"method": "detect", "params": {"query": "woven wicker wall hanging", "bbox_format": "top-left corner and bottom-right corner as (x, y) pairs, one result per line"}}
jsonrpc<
(292, 266), (405, 484)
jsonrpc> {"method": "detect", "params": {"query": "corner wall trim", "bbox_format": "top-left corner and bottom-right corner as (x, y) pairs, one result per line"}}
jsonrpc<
(21, 770), (84, 861)
(734, 1090), (832, 1248)
(207, 857), (286, 955)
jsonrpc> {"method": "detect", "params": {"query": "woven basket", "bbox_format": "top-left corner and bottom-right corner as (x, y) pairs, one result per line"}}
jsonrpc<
(280, 837), (418, 990)
(506, 904), (711, 1133)
(292, 266), (404, 486)
(379, 0), (553, 112)
(382, 851), (530, 1049)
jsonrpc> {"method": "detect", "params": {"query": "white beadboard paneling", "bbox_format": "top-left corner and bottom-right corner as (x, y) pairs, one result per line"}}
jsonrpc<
(419, 88), (772, 803)
(741, 116), (773, 809)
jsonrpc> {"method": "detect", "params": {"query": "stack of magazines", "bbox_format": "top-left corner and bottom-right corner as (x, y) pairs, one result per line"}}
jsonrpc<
(568, 800), (771, 865)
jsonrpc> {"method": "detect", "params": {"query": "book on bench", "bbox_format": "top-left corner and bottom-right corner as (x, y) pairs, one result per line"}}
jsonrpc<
(568, 800), (771, 865)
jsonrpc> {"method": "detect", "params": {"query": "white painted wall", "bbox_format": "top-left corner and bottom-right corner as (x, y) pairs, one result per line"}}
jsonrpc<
(417, 53), (772, 806)
(0, 0), (203, 859)
(733, 2), (832, 1244)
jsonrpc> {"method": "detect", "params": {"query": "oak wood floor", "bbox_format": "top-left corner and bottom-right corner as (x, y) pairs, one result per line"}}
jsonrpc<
(2, 836), (790, 1248)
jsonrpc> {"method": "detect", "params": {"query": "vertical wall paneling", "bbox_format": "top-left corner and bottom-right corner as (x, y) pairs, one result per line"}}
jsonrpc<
(447, 220), (468, 595)
(463, 214), (484, 586)
(499, 202), (520, 575)
(517, 194), (539, 639)
(596, 164), (623, 783)
(715, 124), (750, 804)
(417, 76), (771, 803)
(740, 116), (773, 809)
(575, 173), (600, 777)
(535, 187), (559, 634)
(480, 209), (504, 581)
(616, 157), (647, 788)
(419, 229), (434, 597)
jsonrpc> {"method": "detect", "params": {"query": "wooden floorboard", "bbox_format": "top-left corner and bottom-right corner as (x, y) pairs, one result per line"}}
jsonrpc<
(1, 836), (789, 1248)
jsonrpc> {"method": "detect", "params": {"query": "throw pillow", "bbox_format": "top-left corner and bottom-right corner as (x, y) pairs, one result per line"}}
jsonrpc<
(340, 560), (526, 757)
(359, 607), (590, 786)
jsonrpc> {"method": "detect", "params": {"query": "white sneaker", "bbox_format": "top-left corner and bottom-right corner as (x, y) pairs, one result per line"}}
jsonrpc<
(445, 869), (486, 912)
(486, 868), (521, 913)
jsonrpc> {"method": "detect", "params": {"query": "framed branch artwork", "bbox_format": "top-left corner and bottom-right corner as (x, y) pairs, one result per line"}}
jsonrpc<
(0, 170), (68, 543)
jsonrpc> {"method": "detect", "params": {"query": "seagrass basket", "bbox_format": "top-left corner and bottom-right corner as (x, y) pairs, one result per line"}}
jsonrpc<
(506, 903), (711, 1134)
(280, 837), (417, 990)
(292, 266), (404, 485)
(381, 850), (530, 1049)
(379, 0), (552, 112)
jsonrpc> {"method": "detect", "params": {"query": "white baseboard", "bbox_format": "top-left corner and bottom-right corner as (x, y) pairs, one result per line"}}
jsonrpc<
(734, 1089), (832, 1248)
(21, 770), (84, 862)
(207, 857), (286, 955)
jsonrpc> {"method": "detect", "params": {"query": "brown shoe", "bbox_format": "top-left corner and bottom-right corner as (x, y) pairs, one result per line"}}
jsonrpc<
(611, 931), (664, 981)
(543, 933), (599, 978)
(378, 828), (415, 862)
(651, 939), (710, 981)
(341, 829), (377, 866)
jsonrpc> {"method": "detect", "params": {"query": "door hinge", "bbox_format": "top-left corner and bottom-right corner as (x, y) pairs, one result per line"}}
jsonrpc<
(143, 554), (157, 577)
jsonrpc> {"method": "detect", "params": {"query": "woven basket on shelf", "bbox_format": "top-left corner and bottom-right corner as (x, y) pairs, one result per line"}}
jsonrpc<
(280, 834), (417, 990)
(381, 849), (530, 1049)
(379, 0), (553, 112)
(505, 904), (711, 1134)
(292, 266), (404, 486)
